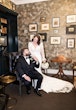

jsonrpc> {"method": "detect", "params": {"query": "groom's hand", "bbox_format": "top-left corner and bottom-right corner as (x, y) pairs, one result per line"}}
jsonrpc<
(22, 74), (31, 82)
(32, 56), (38, 62)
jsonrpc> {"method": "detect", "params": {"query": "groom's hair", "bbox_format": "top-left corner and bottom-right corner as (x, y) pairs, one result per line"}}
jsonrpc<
(32, 34), (40, 45)
(21, 48), (28, 55)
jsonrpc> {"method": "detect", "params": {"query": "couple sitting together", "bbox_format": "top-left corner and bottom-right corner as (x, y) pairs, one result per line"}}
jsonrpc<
(16, 34), (74, 97)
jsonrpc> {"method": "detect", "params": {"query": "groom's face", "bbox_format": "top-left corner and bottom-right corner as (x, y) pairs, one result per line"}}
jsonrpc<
(23, 49), (30, 56)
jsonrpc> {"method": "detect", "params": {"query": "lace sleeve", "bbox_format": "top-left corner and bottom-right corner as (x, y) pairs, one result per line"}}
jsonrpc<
(28, 42), (33, 54)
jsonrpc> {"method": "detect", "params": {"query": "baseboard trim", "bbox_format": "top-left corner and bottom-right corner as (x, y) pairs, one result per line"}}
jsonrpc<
(46, 69), (76, 76)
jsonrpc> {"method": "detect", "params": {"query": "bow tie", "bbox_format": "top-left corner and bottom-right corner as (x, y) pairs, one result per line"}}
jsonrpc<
(26, 56), (29, 59)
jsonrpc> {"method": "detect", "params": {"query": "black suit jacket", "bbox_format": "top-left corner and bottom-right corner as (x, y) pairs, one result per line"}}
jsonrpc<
(16, 56), (39, 77)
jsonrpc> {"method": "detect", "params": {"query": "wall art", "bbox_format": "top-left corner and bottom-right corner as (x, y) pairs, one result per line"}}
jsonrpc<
(29, 23), (38, 32)
(52, 18), (60, 27)
(67, 38), (75, 48)
(29, 34), (34, 41)
(66, 25), (76, 34)
(50, 37), (60, 44)
(41, 23), (49, 31)
(0, 0), (2, 3)
(40, 17), (46, 22)
(38, 33), (47, 41)
(53, 29), (59, 34)
(66, 15), (76, 23)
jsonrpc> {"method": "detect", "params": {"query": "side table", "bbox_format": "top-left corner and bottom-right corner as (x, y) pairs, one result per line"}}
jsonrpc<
(51, 55), (72, 79)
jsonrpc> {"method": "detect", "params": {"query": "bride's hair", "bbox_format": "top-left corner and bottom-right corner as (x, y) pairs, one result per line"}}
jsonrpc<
(32, 34), (41, 45)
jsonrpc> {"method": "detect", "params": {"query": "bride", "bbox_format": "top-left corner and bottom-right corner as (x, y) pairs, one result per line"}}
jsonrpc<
(28, 34), (74, 93)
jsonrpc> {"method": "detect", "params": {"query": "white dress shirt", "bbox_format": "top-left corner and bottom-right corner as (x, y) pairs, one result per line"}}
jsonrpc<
(24, 56), (30, 65)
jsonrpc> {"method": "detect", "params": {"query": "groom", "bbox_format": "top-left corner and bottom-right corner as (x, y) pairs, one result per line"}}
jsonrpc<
(16, 48), (43, 96)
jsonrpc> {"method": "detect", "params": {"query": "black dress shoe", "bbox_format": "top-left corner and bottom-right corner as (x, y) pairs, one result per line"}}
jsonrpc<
(26, 90), (31, 95)
(34, 89), (42, 96)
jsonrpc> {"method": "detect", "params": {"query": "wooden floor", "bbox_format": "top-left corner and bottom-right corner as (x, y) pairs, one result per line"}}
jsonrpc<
(5, 83), (76, 110)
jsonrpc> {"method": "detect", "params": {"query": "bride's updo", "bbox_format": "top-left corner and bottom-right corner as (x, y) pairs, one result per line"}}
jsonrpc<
(32, 34), (41, 45)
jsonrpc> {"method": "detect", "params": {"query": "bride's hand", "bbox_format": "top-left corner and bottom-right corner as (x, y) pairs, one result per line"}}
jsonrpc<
(42, 58), (46, 63)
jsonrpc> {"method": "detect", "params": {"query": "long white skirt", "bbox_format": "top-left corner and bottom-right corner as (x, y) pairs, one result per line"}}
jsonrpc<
(34, 68), (74, 93)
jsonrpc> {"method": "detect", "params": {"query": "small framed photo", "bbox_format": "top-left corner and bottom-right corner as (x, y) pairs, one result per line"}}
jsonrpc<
(52, 18), (60, 27)
(66, 15), (76, 23)
(50, 37), (60, 44)
(38, 33), (47, 41)
(29, 34), (34, 41)
(53, 29), (59, 34)
(12, 4), (16, 11)
(41, 23), (49, 31)
(66, 25), (76, 34)
(67, 38), (75, 48)
(29, 23), (38, 32)
(0, 0), (2, 3)
(40, 17), (46, 22)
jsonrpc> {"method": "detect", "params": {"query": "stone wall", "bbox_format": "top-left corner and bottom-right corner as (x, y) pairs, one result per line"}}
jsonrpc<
(16, 0), (76, 69)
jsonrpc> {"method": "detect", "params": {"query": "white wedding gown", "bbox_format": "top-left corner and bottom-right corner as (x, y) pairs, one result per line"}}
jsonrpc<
(28, 42), (74, 93)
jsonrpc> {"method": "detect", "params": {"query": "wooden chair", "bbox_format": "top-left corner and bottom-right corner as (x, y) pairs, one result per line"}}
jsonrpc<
(14, 71), (25, 96)
(11, 53), (25, 96)
(11, 53), (36, 96)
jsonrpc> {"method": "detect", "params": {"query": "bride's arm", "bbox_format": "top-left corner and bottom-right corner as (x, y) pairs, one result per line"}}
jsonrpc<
(28, 42), (32, 54)
(40, 42), (46, 62)
(28, 42), (38, 60)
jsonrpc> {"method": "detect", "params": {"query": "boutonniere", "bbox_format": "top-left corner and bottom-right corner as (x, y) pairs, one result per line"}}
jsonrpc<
(29, 57), (34, 61)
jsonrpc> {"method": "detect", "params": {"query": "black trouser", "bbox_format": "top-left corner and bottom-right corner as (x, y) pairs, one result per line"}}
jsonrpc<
(22, 70), (43, 90)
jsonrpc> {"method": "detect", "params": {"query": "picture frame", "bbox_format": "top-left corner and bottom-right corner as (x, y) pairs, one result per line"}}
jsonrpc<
(66, 25), (76, 34)
(40, 17), (46, 22)
(67, 38), (75, 48)
(41, 23), (49, 31)
(52, 18), (60, 27)
(53, 29), (59, 34)
(12, 4), (16, 11)
(0, 0), (2, 3)
(66, 15), (76, 23)
(2, 0), (12, 9)
(38, 33), (47, 41)
(29, 34), (34, 41)
(50, 37), (60, 44)
(29, 23), (38, 32)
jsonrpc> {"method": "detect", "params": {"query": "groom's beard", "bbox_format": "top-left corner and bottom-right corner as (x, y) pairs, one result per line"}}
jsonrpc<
(26, 53), (31, 56)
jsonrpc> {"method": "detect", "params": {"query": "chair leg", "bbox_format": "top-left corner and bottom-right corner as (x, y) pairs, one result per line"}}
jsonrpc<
(73, 70), (74, 84)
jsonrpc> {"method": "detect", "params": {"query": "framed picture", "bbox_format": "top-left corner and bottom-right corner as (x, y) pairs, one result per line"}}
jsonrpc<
(29, 34), (34, 41)
(53, 29), (59, 34)
(67, 38), (75, 48)
(50, 37), (60, 44)
(66, 25), (76, 34)
(38, 33), (47, 41)
(66, 15), (76, 23)
(12, 4), (16, 11)
(40, 17), (46, 22)
(41, 23), (49, 31)
(29, 23), (38, 32)
(2, 0), (12, 9)
(52, 18), (60, 27)
(0, 0), (2, 3)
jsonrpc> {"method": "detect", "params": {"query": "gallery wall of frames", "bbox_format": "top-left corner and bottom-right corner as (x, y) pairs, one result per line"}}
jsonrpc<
(16, 0), (76, 69)
(28, 15), (76, 49)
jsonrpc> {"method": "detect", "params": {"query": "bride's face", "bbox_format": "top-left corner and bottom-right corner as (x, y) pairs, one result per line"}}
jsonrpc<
(33, 37), (38, 44)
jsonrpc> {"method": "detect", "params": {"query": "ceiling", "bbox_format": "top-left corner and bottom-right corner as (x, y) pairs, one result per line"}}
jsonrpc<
(11, 0), (48, 5)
